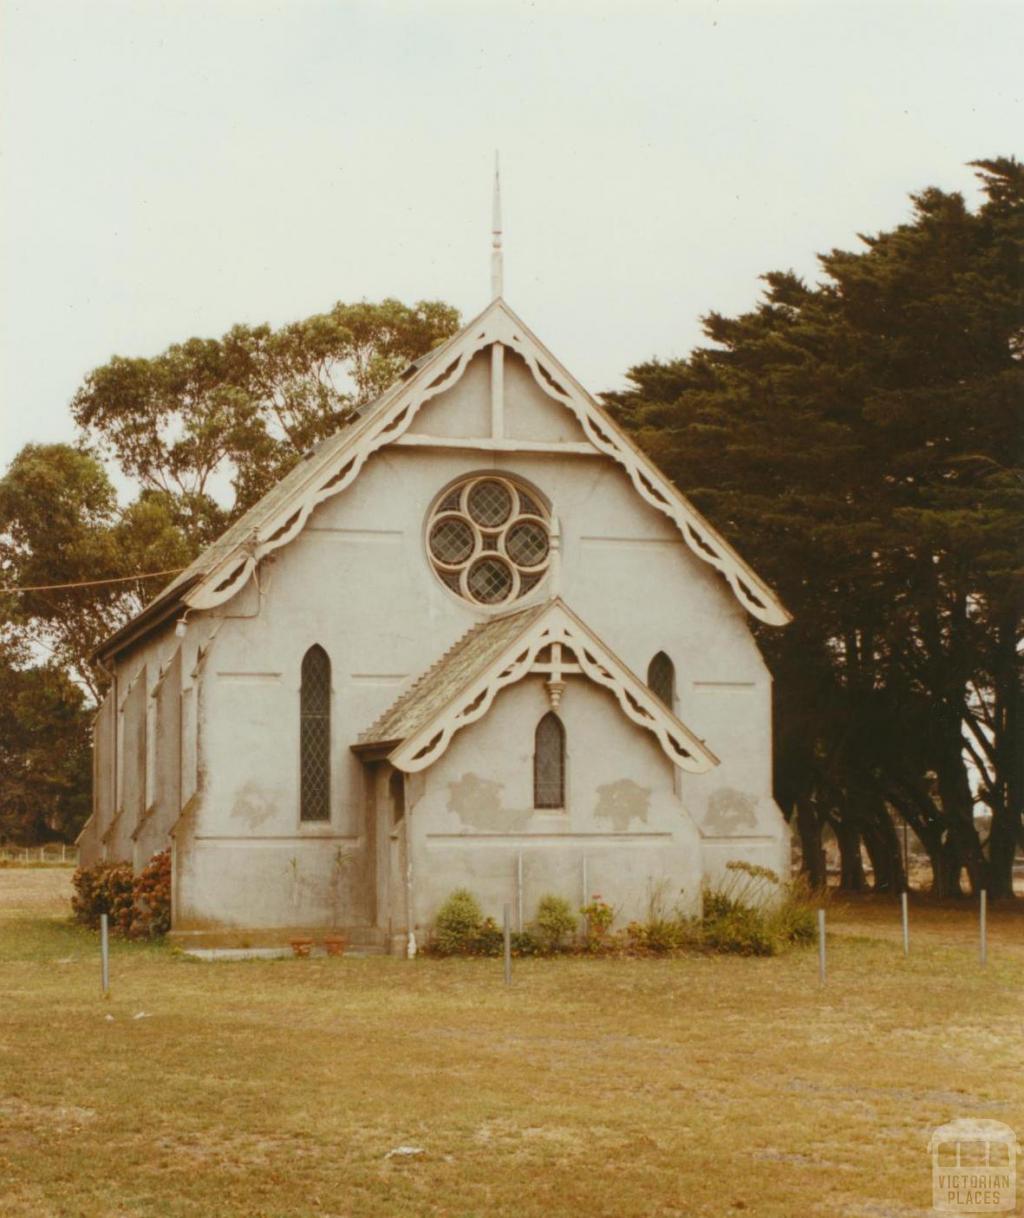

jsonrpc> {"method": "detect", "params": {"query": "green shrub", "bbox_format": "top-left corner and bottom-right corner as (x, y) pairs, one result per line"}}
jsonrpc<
(71, 861), (135, 934)
(473, 916), (504, 956)
(534, 894), (577, 951)
(768, 876), (819, 946)
(433, 888), (484, 955)
(625, 916), (698, 954)
(701, 906), (779, 956)
(700, 861), (819, 956)
(510, 930), (540, 956)
(433, 909), (541, 957)
(580, 894), (614, 950)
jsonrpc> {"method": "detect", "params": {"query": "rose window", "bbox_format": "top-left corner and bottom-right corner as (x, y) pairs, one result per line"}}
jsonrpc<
(427, 475), (551, 607)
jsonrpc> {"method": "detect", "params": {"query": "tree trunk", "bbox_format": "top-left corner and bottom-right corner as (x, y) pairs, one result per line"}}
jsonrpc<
(986, 615), (1023, 899)
(795, 797), (826, 889)
(861, 806), (904, 893)
(986, 809), (1020, 899)
(930, 839), (966, 898)
(933, 713), (985, 895)
(833, 818), (867, 892)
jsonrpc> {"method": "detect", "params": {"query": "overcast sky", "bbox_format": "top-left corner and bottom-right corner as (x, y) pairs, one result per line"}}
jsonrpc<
(2, 0), (1020, 476)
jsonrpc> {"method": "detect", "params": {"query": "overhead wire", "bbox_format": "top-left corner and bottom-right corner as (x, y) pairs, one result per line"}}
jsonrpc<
(0, 568), (186, 594)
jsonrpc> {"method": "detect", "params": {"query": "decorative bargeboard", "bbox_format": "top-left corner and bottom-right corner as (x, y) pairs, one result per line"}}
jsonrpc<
(183, 299), (789, 627)
(387, 600), (718, 775)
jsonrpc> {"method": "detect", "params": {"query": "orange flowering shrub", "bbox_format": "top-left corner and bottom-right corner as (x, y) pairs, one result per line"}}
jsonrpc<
(71, 861), (135, 934)
(71, 849), (172, 938)
(132, 849), (171, 938)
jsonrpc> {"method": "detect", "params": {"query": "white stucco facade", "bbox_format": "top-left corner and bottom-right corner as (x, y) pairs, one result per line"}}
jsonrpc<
(79, 299), (790, 951)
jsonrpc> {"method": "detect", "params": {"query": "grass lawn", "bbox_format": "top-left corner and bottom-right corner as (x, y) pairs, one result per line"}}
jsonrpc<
(1, 869), (1021, 1218)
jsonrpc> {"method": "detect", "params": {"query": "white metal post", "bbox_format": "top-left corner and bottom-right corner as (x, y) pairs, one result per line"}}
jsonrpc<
(817, 909), (826, 986)
(100, 913), (110, 995)
(901, 891), (909, 956)
(980, 889), (988, 967)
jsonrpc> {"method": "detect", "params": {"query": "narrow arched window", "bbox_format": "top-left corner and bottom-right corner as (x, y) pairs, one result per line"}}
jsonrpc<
(648, 651), (675, 708)
(533, 712), (565, 809)
(300, 645), (331, 821)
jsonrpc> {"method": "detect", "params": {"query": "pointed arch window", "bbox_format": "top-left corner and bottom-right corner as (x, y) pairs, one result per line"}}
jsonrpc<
(300, 645), (331, 821)
(533, 712), (565, 809)
(647, 651), (675, 709)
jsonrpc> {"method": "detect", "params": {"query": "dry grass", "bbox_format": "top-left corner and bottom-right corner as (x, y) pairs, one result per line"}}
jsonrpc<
(1, 871), (1021, 1218)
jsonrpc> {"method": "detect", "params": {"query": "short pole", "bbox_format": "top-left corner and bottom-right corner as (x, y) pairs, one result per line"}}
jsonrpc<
(980, 889), (987, 967)
(502, 903), (512, 987)
(900, 890), (909, 956)
(100, 913), (110, 996)
(817, 908), (826, 986)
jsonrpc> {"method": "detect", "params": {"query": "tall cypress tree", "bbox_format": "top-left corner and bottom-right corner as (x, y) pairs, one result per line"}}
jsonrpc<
(608, 159), (1023, 896)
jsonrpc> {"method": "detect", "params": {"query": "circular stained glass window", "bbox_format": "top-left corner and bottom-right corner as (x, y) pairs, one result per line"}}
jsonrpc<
(505, 520), (549, 568)
(467, 557), (514, 603)
(425, 475), (551, 608)
(467, 479), (513, 527)
(429, 517), (474, 566)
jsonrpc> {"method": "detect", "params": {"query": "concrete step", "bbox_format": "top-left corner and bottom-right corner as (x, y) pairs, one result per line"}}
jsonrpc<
(182, 944), (387, 961)
(168, 925), (391, 953)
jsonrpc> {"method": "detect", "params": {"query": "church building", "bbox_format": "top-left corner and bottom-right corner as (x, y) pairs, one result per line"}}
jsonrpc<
(79, 182), (792, 953)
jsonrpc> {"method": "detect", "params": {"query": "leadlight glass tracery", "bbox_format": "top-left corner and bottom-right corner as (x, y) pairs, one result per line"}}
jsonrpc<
(426, 475), (551, 608)
(300, 645), (331, 821)
(533, 712), (565, 809)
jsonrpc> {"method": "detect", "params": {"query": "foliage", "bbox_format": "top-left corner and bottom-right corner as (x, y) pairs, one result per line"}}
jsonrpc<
(0, 444), (196, 698)
(472, 916), (504, 956)
(700, 907), (780, 957)
(430, 893), (542, 957)
(606, 157), (1024, 897)
(70, 298), (461, 515)
(534, 894), (578, 951)
(770, 876), (818, 946)
(620, 881), (697, 953)
(71, 861), (136, 935)
(432, 888), (484, 955)
(623, 917), (697, 954)
(0, 642), (92, 844)
(70, 850), (172, 938)
(702, 860), (782, 919)
(1, 298), (459, 840)
(700, 861), (818, 956)
(579, 894), (615, 950)
(132, 849), (172, 938)
(472, 918), (540, 957)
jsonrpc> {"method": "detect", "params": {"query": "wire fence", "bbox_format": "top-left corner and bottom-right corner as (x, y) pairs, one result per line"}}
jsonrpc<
(0, 844), (79, 865)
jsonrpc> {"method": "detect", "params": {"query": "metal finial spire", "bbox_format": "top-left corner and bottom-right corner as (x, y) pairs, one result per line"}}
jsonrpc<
(490, 152), (503, 299)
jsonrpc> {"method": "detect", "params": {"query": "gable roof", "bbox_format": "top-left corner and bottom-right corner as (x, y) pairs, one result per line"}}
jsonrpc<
(358, 600), (550, 750)
(99, 297), (789, 659)
(355, 597), (718, 775)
